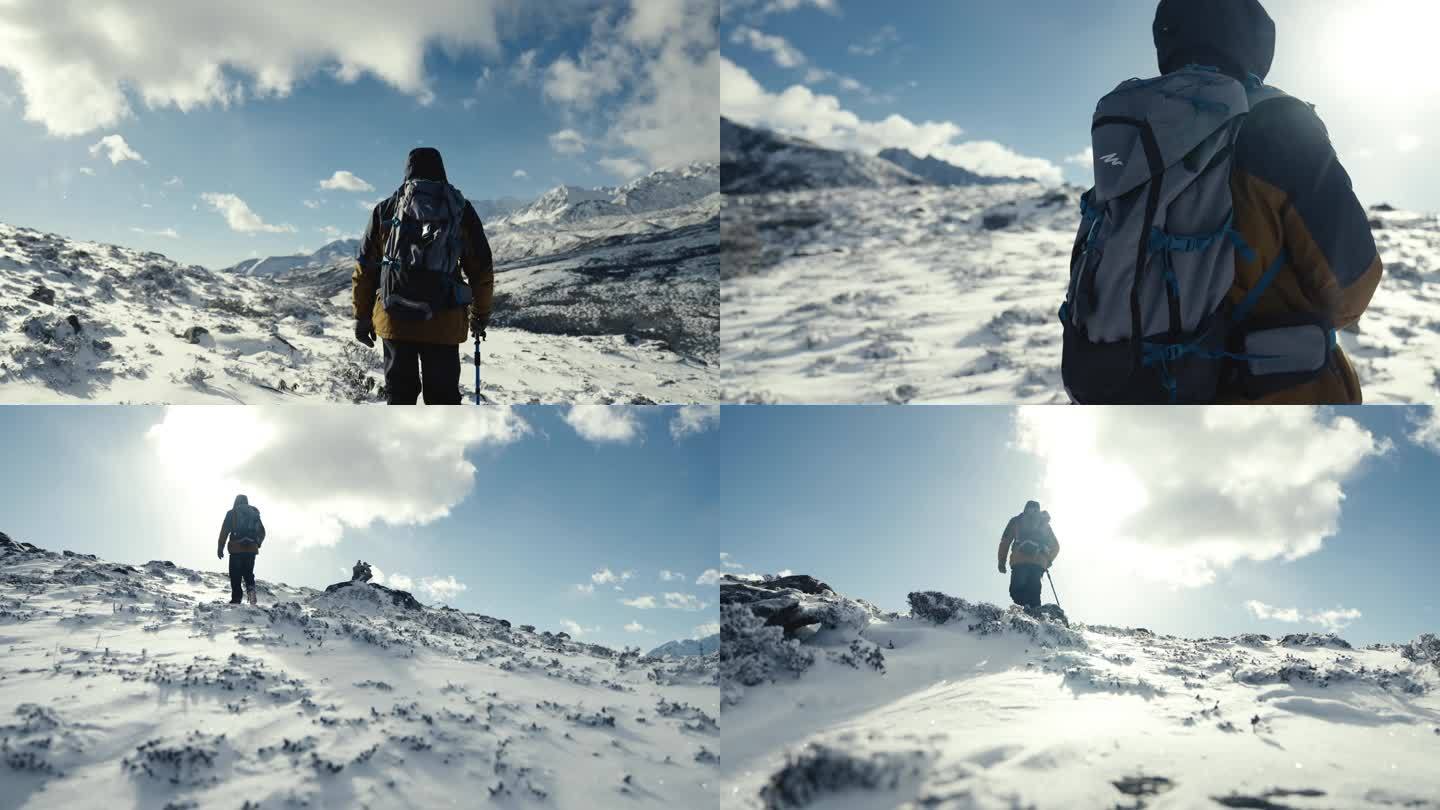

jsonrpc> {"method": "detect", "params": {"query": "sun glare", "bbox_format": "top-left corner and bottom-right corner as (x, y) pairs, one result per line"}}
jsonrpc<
(1316, 1), (1440, 112)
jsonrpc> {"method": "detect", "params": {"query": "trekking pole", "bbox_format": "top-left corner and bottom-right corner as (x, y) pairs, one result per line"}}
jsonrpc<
(473, 336), (482, 405)
(1046, 569), (1062, 613)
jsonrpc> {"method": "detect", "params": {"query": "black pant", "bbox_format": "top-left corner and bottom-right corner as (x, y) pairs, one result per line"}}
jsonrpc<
(382, 340), (461, 405)
(1009, 563), (1045, 609)
(229, 552), (256, 603)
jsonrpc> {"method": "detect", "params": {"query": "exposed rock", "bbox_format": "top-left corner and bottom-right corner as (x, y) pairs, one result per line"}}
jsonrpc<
(322, 580), (423, 611)
(27, 285), (55, 305)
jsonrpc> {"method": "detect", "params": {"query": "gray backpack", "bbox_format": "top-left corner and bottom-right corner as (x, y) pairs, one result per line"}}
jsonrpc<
(1013, 513), (1052, 556)
(1060, 66), (1332, 403)
(232, 504), (263, 544)
(380, 180), (473, 321)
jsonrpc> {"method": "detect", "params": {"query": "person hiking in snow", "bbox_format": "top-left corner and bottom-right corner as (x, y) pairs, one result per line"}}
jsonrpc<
(352, 560), (373, 582)
(997, 501), (1059, 611)
(352, 147), (496, 405)
(1060, 0), (1381, 404)
(217, 494), (266, 605)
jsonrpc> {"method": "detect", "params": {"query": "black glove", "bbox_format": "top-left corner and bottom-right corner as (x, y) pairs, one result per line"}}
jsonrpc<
(355, 319), (376, 348)
(217, 549), (224, 560)
(998, 561), (1007, 574)
(470, 312), (490, 340)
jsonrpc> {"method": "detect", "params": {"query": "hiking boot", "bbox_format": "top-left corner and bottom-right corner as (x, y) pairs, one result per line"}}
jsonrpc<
(229, 599), (242, 605)
(247, 590), (257, 606)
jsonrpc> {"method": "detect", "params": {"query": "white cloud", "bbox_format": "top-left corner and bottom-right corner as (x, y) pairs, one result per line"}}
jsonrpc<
(319, 170), (375, 192)
(663, 592), (707, 611)
(564, 404), (642, 444)
(848, 25), (899, 57)
(719, 552), (744, 570)
(559, 619), (596, 637)
(573, 583), (595, 595)
(88, 134), (144, 165)
(549, 128), (588, 156)
(598, 157), (647, 180)
(386, 573), (415, 591)
(163, 176), (183, 188)
(539, 0), (717, 169)
(729, 26), (807, 69)
(129, 226), (180, 239)
(1065, 146), (1094, 166)
(1015, 407), (1388, 587)
(303, 199), (322, 209)
(511, 49), (540, 85)
(419, 575), (467, 603)
(696, 568), (723, 585)
(621, 595), (658, 609)
(659, 570), (686, 582)
(316, 225), (353, 241)
(591, 568), (635, 586)
(146, 407), (530, 549)
(1397, 133), (1424, 154)
(1408, 408), (1440, 452)
(724, 0), (838, 20)
(722, 58), (1061, 183)
(624, 621), (647, 633)
(693, 622), (720, 638)
(669, 404), (719, 440)
(512, 169), (528, 178)
(78, 167), (95, 176)
(1245, 600), (1362, 632)
(201, 192), (297, 234)
(0, 1), (515, 136)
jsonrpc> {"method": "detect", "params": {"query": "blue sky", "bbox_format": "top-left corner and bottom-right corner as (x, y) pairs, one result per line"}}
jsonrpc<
(0, 0), (717, 269)
(0, 404), (721, 651)
(722, 0), (1440, 210)
(719, 405), (1440, 645)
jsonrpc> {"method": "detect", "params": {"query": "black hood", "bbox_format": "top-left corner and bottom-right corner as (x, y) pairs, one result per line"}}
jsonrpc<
(404, 147), (448, 183)
(234, 494), (249, 508)
(1154, 0), (1275, 81)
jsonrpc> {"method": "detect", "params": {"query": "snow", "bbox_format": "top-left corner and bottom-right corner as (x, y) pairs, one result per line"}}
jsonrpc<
(648, 634), (721, 659)
(722, 182), (1440, 404)
(0, 533), (719, 809)
(0, 164), (718, 404)
(721, 577), (1440, 809)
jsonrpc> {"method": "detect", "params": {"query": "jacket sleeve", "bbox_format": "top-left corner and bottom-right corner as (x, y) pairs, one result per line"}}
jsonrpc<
(256, 515), (266, 542)
(998, 518), (1016, 566)
(1234, 97), (1383, 328)
(352, 202), (386, 321)
(1046, 527), (1060, 566)
(460, 202), (495, 320)
(217, 511), (232, 552)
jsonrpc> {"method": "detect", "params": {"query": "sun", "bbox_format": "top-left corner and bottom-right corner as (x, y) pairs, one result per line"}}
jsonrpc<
(1313, 1), (1440, 113)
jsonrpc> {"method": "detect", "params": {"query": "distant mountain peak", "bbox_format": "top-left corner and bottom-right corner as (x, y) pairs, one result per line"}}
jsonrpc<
(877, 147), (1034, 187)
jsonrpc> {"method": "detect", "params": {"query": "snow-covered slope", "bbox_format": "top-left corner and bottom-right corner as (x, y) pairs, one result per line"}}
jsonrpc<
(720, 575), (1440, 809)
(222, 240), (360, 277)
(722, 184), (1440, 404)
(649, 634), (720, 659)
(721, 118), (924, 195)
(0, 531), (719, 809)
(878, 148), (1030, 187)
(0, 211), (717, 403)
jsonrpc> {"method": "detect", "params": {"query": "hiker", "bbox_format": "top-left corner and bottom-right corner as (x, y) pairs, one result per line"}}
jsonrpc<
(997, 501), (1059, 611)
(217, 494), (266, 605)
(352, 147), (495, 405)
(352, 560), (373, 582)
(1060, 0), (1381, 404)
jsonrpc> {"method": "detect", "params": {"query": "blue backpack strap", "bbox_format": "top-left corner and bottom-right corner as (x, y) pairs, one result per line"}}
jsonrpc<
(1230, 249), (1289, 324)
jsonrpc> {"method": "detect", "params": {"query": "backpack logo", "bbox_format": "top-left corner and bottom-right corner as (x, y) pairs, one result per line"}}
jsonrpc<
(1099, 152), (1125, 167)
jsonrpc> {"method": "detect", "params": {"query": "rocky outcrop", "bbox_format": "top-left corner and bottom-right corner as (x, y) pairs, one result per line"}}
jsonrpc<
(322, 580), (423, 611)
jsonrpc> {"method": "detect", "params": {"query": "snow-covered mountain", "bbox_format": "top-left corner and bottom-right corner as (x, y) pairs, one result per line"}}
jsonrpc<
(0, 531), (719, 809)
(723, 181), (1440, 404)
(648, 634), (720, 658)
(0, 166), (719, 403)
(721, 117), (925, 195)
(878, 147), (1031, 187)
(720, 574), (1440, 809)
(489, 163), (716, 228)
(222, 239), (359, 277)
